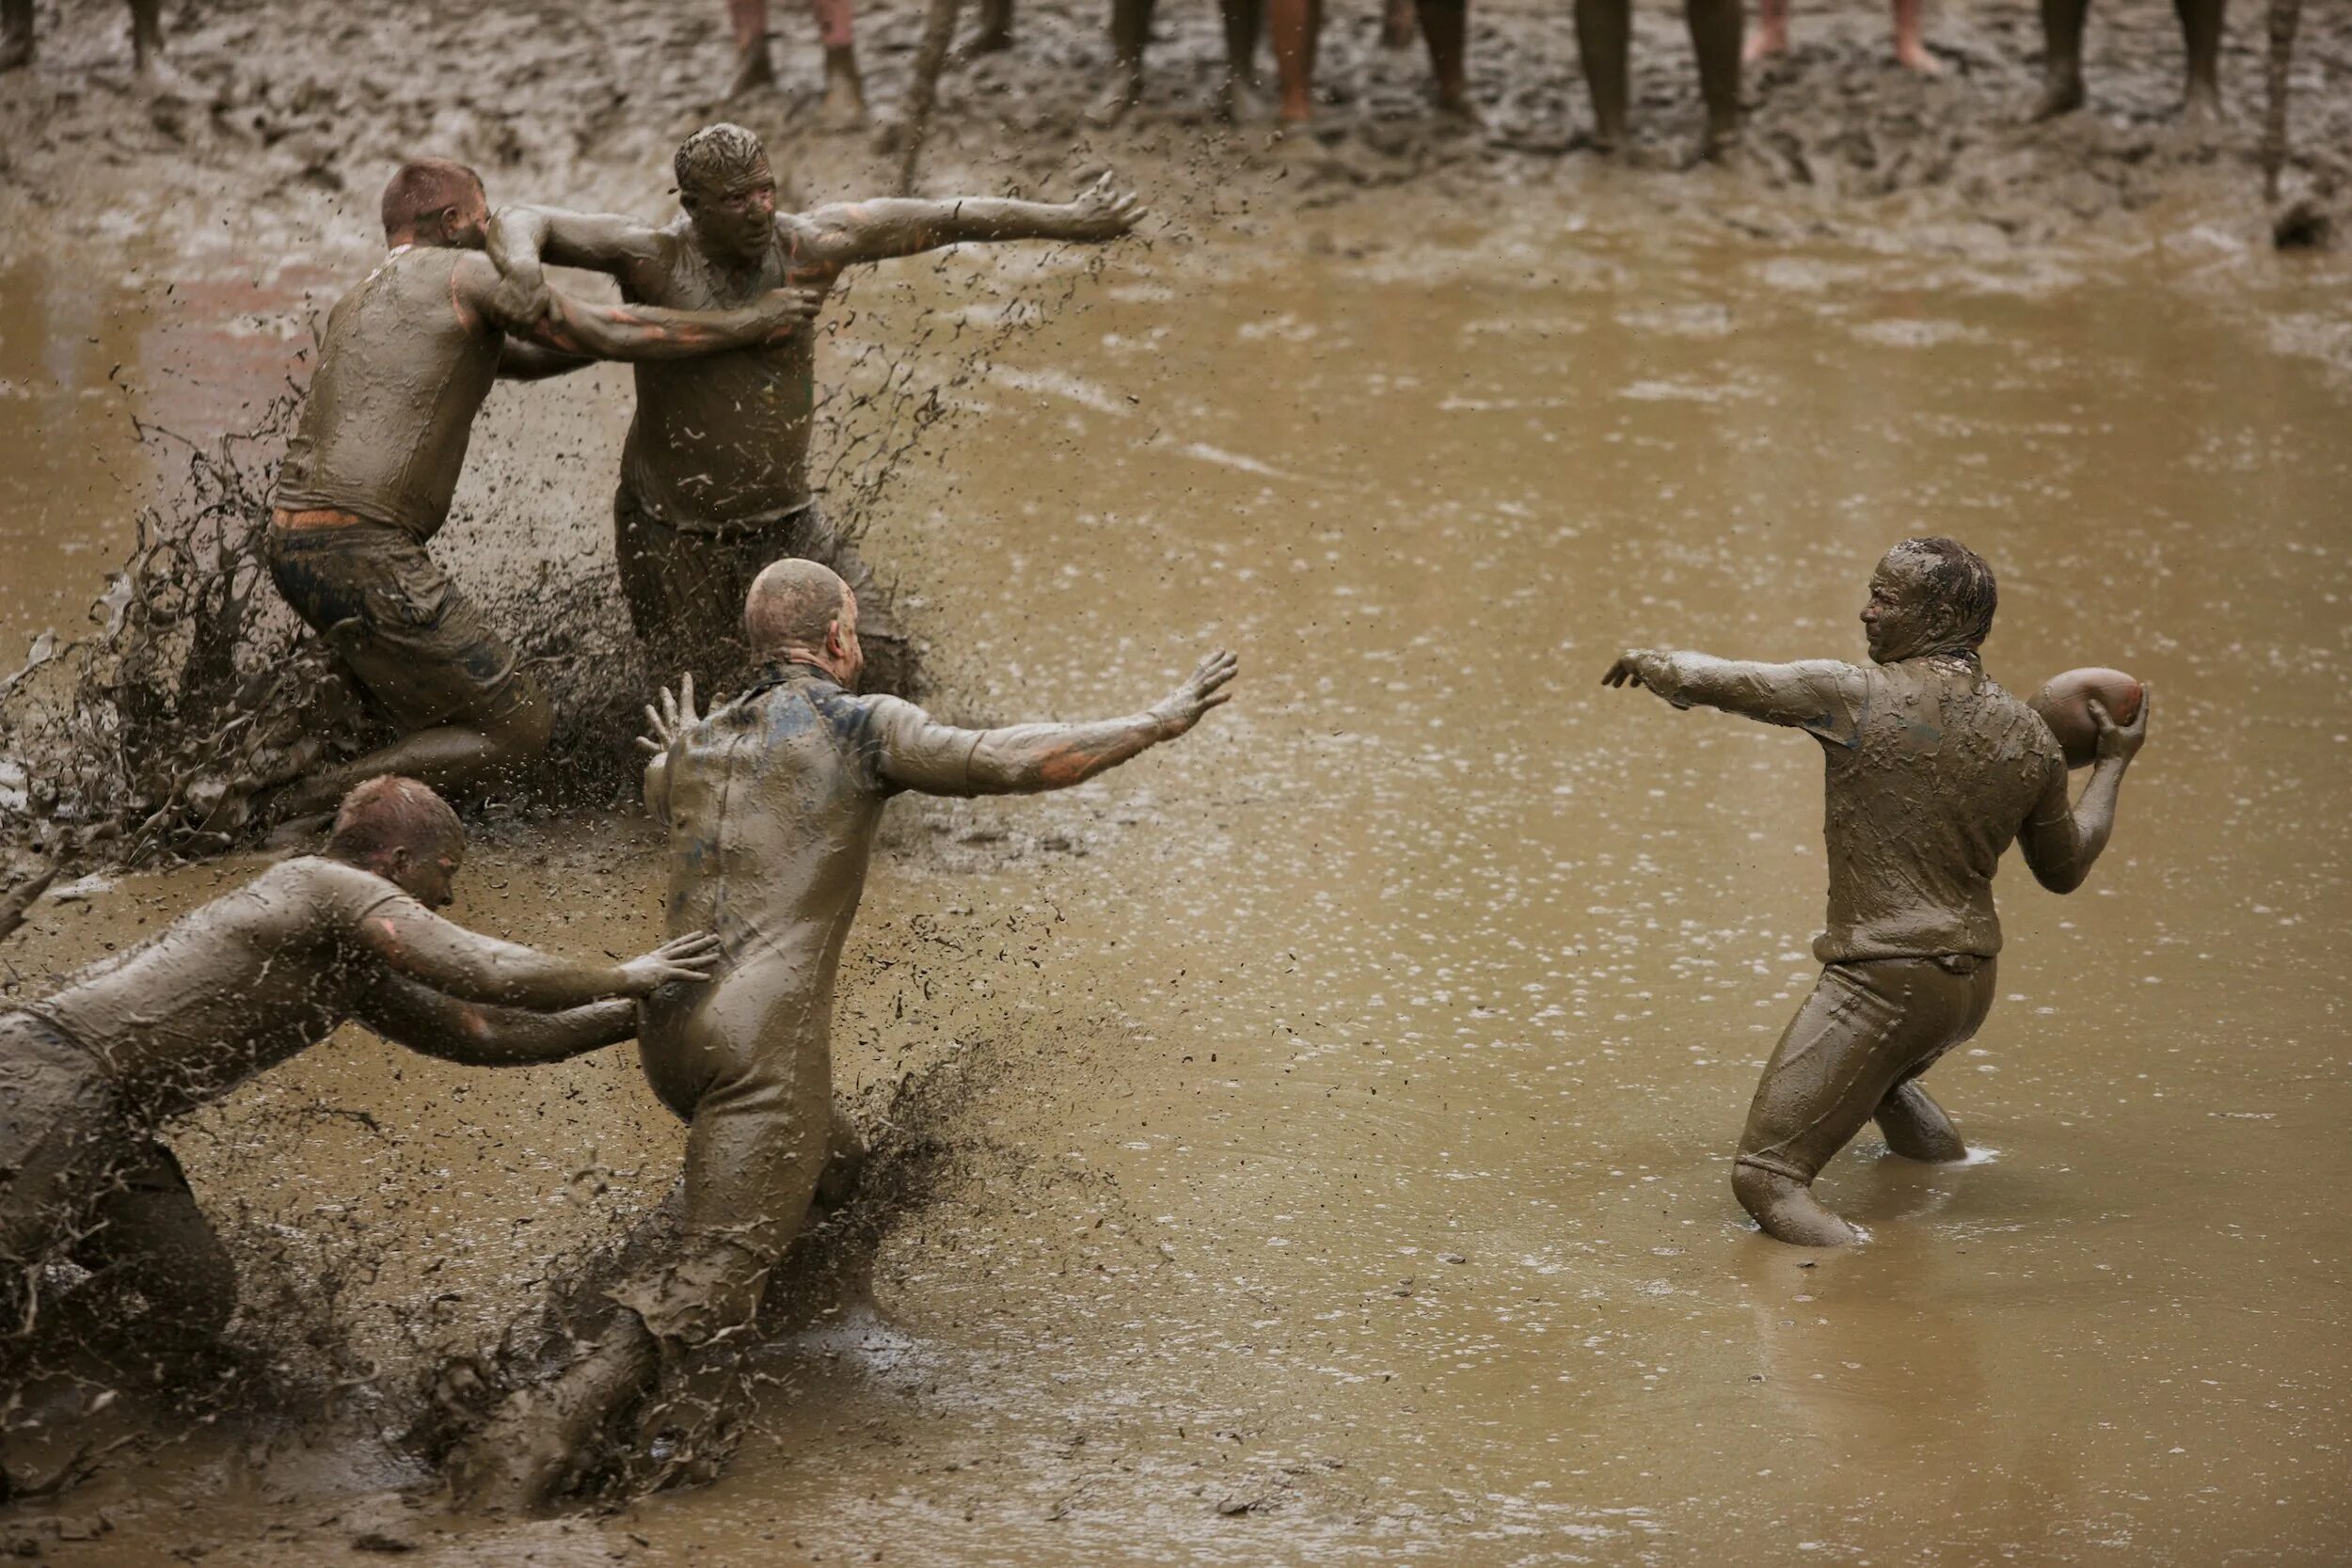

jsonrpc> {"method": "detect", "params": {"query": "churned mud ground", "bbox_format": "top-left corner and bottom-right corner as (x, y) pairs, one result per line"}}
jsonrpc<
(2, 0), (2350, 1563)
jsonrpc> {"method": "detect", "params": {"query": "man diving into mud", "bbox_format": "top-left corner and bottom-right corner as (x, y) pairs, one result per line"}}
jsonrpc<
(260, 158), (821, 823)
(485, 123), (1145, 694)
(451, 561), (1235, 1511)
(1602, 537), (2149, 1247)
(0, 777), (723, 1387)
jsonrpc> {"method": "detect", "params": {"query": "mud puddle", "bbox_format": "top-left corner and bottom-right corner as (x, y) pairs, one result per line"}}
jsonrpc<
(5, 200), (2350, 1567)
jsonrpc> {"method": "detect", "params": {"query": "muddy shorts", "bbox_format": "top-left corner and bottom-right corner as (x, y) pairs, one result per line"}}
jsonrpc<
(612, 487), (911, 695)
(1736, 956), (1998, 1185)
(0, 1011), (224, 1347)
(266, 510), (534, 735)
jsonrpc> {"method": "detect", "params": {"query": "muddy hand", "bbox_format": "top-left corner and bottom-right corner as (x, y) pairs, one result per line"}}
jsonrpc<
(755, 287), (825, 343)
(637, 674), (703, 756)
(1069, 173), (1146, 240)
(1600, 653), (1651, 689)
(1150, 648), (1238, 736)
(619, 930), (726, 995)
(2089, 683), (2151, 766)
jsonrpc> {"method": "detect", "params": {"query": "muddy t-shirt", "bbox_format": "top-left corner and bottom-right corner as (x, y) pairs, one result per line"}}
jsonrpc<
(33, 858), (419, 1119)
(617, 227), (818, 529)
(1629, 651), (2063, 963)
(273, 246), (503, 542)
(653, 666), (989, 983)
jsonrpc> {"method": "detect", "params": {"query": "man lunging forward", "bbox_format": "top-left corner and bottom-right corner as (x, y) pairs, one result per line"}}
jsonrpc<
(262, 159), (818, 822)
(486, 124), (1144, 693)
(1603, 538), (2148, 1246)
(452, 561), (1234, 1510)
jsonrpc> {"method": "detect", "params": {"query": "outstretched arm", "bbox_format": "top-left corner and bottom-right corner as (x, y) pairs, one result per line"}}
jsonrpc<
(796, 174), (1143, 270)
(348, 897), (724, 1011)
(2019, 687), (2150, 893)
(456, 252), (818, 363)
(1602, 649), (1865, 745)
(879, 649), (1236, 796)
(485, 204), (671, 325)
(354, 974), (639, 1068)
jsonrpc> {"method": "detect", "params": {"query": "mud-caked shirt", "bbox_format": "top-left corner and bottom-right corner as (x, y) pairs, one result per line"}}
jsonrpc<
(273, 245), (503, 542)
(1627, 650), (2065, 963)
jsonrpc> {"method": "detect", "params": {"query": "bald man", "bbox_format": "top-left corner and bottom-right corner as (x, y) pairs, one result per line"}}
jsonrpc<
(0, 779), (721, 1385)
(453, 561), (1235, 1511)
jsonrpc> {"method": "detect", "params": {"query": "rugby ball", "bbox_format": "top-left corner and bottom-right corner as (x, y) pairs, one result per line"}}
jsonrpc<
(2028, 667), (2143, 768)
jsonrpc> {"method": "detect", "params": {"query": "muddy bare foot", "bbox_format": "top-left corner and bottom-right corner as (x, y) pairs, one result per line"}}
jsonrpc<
(1875, 1082), (1967, 1163)
(1742, 27), (1788, 65)
(0, 32), (30, 73)
(1733, 1164), (1863, 1247)
(728, 44), (776, 98)
(1086, 71), (1144, 129)
(1894, 40), (1942, 76)
(1215, 70), (1258, 124)
(2028, 74), (2086, 122)
(958, 24), (1012, 58)
(817, 48), (867, 129)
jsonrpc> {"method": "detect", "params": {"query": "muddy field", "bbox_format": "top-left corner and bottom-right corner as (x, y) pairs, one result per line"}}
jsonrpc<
(2, 0), (2350, 1563)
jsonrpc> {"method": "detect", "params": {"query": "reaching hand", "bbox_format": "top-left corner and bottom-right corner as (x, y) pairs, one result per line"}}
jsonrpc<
(2090, 683), (2151, 767)
(1068, 172), (1146, 240)
(754, 286), (825, 343)
(637, 674), (703, 758)
(1600, 652), (1653, 689)
(617, 930), (726, 996)
(1149, 648), (1238, 738)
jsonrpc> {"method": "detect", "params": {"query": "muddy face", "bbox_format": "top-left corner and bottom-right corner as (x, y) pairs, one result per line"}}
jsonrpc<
(681, 163), (778, 269)
(1860, 549), (1945, 664)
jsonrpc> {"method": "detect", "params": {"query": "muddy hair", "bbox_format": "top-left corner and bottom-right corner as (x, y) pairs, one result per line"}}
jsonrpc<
(744, 559), (850, 657)
(325, 776), (463, 863)
(381, 158), (484, 243)
(1890, 535), (1998, 652)
(673, 123), (769, 203)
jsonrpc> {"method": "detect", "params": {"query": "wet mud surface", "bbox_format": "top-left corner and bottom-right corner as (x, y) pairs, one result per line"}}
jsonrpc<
(4, 0), (2351, 1562)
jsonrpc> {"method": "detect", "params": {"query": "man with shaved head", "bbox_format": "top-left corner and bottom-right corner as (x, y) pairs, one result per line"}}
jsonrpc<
(453, 562), (1235, 1510)
(486, 124), (1144, 693)
(0, 778), (723, 1384)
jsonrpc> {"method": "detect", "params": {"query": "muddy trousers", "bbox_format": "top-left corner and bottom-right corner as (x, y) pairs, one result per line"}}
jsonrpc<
(0, 1013), (233, 1383)
(1735, 956), (1997, 1186)
(613, 490), (913, 697)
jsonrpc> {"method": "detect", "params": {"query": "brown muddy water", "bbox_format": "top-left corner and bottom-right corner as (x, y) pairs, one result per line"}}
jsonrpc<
(2, 212), (2349, 1564)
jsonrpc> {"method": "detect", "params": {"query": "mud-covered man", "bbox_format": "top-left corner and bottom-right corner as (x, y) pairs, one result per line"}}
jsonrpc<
(485, 124), (1145, 694)
(262, 159), (820, 821)
(0, 778), (723, 1382)
(453, 561), (1234, 1510)
(1602, 538), (2149, 1246)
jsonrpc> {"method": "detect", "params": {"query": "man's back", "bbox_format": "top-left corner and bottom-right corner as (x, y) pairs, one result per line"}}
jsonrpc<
(619, 223), (818, 526)
(33, 857), (413, 1117)
(1817, 657), (2063, 963)
(274, 245), (503, 542)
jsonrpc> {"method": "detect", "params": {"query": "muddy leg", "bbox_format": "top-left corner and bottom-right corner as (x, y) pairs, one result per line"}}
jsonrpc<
(1891, 0), (1938, 73)
(451, 1314), (660, 1515)
(965, 0), (1014, 53)
(0, 0), (32, 72)
(1743, 0), (1787, 63)
(269, 681), (554, 820)
(728, 0), (777, 93)
(1382, 0), (1416, 47)
(1087, 0), (1152, 126)
(1572, 0), (1631, 150)
(1216, 0), (1262, 119)
(2176, 0), (2225, 120)
(127, 0), (163, 71)
(57, 1143), (236, 1386)
(1732, 967), (1911, 1249)
(1686, 0), (1743, 158)
(1874, 1080), (1967, 1163)
(1733, 1162), (1861, 1247)
(813, 0), (868, 128)
(1268, 0), (1321, 123)
(1416, 0), (1473, 117)
(2032, 0), (2090, 119)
